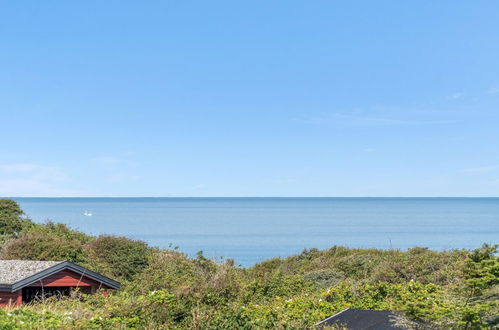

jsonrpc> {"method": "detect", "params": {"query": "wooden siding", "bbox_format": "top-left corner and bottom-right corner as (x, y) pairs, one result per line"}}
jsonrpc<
(27, 270), (106, 288)
(1, 267), (115, 307)
(0, 290), (21, 307)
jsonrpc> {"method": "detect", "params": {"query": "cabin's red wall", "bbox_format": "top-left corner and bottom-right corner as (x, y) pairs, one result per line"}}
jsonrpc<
(28, 269), (105, 288)
(0, 290), (21, 307)
(1, 269), (112, 308)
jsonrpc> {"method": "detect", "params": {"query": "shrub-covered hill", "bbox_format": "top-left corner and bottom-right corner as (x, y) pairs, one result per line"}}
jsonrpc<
(0, 199), (498, 329)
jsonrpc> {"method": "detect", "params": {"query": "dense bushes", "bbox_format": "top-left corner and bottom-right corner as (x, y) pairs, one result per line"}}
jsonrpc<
(465, 243), (499, 293)
(0, 199), (497, 329)
(0, 232), (87, 263)
(129, 249), (199, 294)
(85, 236), (150, 281)
(0, 220), (93, 263)
(250, 245), (469, 287)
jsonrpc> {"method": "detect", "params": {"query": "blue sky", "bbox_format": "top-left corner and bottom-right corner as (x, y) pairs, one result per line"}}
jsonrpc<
(1, 1), (499, 197)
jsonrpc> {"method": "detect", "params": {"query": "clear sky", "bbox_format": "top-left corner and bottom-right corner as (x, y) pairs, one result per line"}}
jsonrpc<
(1, 1), (499, 197)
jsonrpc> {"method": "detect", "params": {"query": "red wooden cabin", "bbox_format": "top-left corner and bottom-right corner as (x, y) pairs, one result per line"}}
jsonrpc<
(0, 260), (120, 307)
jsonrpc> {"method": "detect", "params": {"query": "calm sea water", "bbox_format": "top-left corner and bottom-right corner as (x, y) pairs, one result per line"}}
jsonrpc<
(13, 198), (499, 266)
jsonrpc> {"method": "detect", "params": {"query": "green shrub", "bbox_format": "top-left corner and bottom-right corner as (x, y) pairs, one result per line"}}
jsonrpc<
(465, 244), (499, 293)
(335, 254), (377, 279)
(84, 235), (150, 282)
(304, 269), (345, 288)
(242, 275), (315, 304)
(0, 232), (87, 263)
(129, 250), (202, 294)
(26, 221), (92, 244)
(0, 199), (31, 236)
(371, 248), (468, 285)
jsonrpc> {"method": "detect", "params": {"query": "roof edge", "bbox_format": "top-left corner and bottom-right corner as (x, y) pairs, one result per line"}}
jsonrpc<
(0, 285), (12, 292)
(62, 261), (121, 290)
(6, 261), (120, 292)
(315, 308), (350, 327)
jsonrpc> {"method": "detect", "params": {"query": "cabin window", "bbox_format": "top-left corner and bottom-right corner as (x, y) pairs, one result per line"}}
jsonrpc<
(21, 286), (92, 303)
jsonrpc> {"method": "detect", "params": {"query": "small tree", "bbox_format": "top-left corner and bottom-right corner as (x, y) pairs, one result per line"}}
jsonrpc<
(465, 244), (499, 296)
(0, 199), (31, 236)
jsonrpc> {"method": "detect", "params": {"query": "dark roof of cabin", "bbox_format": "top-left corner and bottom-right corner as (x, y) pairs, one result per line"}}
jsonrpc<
(316, 308), (406, 330)
(0, 260), (120, 292)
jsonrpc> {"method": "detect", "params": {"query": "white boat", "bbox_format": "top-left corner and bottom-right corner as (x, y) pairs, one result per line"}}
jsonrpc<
(83, 211), (92, 217)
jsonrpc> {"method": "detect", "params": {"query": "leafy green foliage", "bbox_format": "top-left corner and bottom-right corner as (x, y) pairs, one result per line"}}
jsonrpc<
(0, 199), (30, 237)
(0, 232), (87, 263)
(85, 235), (150, 281)
(465, 243), (499, 293)
(304, 269), (344, 288)
(26, 221), (92, 244)
(129, 249), (199, 294)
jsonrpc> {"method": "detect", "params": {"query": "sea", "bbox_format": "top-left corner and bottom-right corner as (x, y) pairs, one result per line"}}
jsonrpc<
(12, 197), (499, 267)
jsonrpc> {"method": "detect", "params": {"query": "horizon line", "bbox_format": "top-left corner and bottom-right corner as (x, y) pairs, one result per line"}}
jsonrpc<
(4, 196), (499, 199)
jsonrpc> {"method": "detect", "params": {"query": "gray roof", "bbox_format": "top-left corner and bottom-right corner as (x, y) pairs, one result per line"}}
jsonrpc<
(316, 308), (406, 329)
(0, 260), (120, 292)
(0, 260), (63, 285)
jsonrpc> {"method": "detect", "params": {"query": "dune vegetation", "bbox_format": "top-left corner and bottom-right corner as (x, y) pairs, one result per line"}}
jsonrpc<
(0, 199), (497, 329)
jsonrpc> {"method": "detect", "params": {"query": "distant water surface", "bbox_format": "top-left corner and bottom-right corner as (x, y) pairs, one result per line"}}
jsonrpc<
(13, 198), (499, 266)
